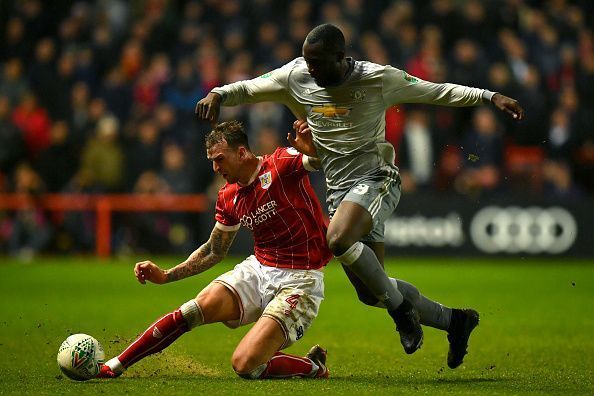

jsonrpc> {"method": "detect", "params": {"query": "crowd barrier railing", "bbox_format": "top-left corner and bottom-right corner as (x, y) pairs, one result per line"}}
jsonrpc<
(0, 194), (210, 257)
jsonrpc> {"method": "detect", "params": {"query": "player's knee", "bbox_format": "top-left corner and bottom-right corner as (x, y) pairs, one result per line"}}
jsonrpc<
(231, 351), (262, 378)
(326, 230), (355, 256)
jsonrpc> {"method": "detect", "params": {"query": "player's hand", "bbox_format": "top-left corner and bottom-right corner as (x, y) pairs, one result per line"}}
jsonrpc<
(134, 261), (167, 285)
(288, 120), (318, 157)
(491, 93), (524, 120)
(195, 92), (222, 125)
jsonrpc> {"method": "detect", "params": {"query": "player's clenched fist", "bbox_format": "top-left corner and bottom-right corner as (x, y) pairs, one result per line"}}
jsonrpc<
(134, 261), (167, 285)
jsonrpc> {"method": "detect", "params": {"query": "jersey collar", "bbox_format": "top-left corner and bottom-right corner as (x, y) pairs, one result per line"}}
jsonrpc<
(238, 157), (263, 187)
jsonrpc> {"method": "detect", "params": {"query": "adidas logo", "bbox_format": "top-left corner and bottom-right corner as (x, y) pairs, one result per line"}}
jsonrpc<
(152, 327), (163, 339)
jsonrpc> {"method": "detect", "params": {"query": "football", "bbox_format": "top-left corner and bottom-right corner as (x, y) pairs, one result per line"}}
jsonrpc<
(57, 334), (105, 381)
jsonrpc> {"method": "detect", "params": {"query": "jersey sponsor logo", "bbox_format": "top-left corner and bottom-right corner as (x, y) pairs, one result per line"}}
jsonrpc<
(402, 71), (419, 84)
(286, 147), (299, 156)
(311, 103), (352, 118)
(240, 200), (278, 229)
(259, 171), (272, 189)
(470, 206), (577, 254)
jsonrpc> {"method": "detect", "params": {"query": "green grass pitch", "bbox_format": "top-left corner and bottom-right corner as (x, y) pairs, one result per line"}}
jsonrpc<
(0, 257), (593, 395)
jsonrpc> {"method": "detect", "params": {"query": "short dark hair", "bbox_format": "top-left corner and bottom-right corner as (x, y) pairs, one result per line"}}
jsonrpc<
(305, 24), (345, 53)
(205, 120), (250, 150)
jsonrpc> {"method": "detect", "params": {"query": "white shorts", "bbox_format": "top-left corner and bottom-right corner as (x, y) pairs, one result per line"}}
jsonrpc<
(212, 255), (324, 349)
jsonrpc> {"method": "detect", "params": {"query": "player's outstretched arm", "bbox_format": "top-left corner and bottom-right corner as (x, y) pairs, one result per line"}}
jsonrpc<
(491, 93), (524, 120)
(195, 92), (222, 124)
(164, 226), (238, 283)
(133, 226), (237, 285)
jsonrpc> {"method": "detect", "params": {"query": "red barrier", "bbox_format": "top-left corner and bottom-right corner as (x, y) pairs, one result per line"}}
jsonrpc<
(0, 194), (210, 257)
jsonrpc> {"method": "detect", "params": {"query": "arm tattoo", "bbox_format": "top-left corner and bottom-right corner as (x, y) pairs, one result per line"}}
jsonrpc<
(165, 227), (237, 283)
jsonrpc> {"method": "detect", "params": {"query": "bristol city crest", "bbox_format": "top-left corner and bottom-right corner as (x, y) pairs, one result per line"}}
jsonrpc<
(259, 171), (272, 189)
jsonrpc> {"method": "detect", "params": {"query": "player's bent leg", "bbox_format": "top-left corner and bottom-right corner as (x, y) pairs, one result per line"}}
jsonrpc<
(341, 263), (380, 306)
(232, 317), (327, 379)
(394, 279), (453, 330)
(98, 283), (240, 378)
(340, 241), (386, 306)
(231, 316), (285, 378)
(197, 283), (241, 324)
(330, 202), (423, 354)
(343, 263), (453, 331)
(328, 202), (404, 311)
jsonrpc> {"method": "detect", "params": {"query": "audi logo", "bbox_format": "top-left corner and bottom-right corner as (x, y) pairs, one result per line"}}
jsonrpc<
(470, 206), (577, 254)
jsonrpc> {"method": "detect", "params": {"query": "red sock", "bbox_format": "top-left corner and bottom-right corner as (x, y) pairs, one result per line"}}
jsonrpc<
(118, 309), (188, 368)
(259, 352), (316, 378)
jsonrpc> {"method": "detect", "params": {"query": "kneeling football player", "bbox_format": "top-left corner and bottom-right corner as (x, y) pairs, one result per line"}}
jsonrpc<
(98, 121), (330, 379)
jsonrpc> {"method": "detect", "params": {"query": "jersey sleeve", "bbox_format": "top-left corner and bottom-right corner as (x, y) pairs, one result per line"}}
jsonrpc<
(273, 147), (311, 177)
(381, 66), (486, 107)
(211, 59), (297, 106)
(214, 187), (240, 229)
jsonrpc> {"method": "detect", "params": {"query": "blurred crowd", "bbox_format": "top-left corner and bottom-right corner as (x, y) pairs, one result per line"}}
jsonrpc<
(1, 0), (593, 256)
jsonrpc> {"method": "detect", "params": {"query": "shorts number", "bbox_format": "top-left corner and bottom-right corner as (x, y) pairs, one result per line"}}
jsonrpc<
(284, 294), (301, 316)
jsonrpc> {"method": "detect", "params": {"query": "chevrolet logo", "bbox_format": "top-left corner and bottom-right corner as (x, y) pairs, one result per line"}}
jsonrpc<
(311, 104), (351, 117)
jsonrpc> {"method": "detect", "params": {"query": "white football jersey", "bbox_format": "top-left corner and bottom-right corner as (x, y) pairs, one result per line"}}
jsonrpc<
(212, 57), (486, 192)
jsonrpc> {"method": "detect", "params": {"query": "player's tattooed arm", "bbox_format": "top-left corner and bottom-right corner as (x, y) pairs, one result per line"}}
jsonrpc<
(165, 227), (237, 283)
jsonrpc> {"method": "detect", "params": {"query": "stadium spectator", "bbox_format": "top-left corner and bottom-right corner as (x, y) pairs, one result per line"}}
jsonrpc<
(119, 170), (172, 254)
(0, 95), (25, 176)
(547, 107), (575, 160)
(195, 23), (520, 366)
(0, 58), (29, 106)
(160, 143), (193, 194)
(99, 67), (133, 123)
(1, 17), (29, 61)
(456, 108), (504, 196)
(7, 162), (51, 260)
(97, 121), (330, 380)
(160, 142), (197, 253)
(79, 115), (124, 192)
(397, 109), (442, 193)
(10, 91), (51, 160)
(125, 119), (162, 190)
(542, 159), (583, 202)
(68, 81), (91, 150)
(36, 121), (77, 192)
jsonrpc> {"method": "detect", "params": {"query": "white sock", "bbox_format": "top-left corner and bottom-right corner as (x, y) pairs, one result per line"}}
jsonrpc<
(105, 357), (124, 374)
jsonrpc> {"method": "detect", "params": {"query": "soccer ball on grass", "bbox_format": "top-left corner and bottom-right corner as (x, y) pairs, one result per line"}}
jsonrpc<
(57, 333), (105, 381)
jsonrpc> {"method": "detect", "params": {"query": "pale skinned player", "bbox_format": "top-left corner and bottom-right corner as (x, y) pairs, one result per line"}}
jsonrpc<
(98, 121), (331, 379)
(195, 24), (525, 368)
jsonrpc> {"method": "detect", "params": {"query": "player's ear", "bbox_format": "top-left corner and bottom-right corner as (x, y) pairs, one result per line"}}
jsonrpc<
(336, 50), (345, 62)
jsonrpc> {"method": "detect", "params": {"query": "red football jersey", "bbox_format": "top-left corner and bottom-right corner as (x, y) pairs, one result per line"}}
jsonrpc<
(215, 147), (332, 270)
